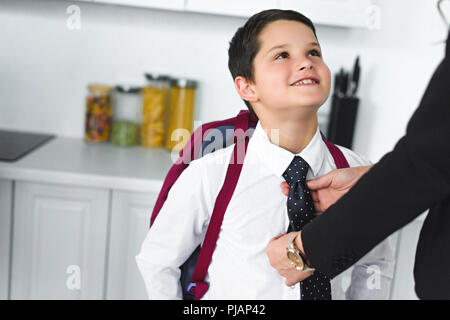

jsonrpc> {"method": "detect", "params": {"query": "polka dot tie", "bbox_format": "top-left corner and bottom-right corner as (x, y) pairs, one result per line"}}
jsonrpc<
(282, 156), (332, 300)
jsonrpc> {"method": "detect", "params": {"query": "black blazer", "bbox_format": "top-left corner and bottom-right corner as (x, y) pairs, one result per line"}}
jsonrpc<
(302, 31), (450, 300)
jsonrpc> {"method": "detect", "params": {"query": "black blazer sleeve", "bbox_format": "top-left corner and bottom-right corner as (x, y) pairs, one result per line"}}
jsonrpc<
(302, 31), (450, 279)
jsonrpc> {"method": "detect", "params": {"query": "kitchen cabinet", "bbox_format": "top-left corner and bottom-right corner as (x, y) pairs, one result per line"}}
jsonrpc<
(106, 190), (157, 299)
(93, 0), (185, 11)
(0, 179), (13, 300)
(279, 0), (372, 28)
(10, 181), (110, 299)
(0, 136), (171, 300)
(185, 0), (277, 18)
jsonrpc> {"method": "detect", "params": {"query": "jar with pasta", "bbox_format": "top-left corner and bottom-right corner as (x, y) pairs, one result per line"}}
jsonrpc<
(141, 74), (170, 148)
(165, 78), (197, 152)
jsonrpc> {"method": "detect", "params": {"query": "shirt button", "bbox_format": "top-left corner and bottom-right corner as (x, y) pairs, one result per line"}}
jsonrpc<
(290, 285), (296, 289)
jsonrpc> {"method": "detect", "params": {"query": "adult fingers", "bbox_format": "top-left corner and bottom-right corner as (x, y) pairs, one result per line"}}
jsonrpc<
(313, 200), (325, 213)
(310, 190), (320, 202)
(306, 170), (335, 191)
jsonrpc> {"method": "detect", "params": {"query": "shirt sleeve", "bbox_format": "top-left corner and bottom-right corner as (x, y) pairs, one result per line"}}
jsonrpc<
(135, 160), (212, 299)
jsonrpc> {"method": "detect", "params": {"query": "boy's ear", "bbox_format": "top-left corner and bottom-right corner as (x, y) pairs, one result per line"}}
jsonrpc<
(234, 76), (258, 103)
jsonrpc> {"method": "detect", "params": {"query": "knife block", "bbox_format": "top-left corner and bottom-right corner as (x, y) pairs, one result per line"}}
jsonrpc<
(326, 94), (359, 149)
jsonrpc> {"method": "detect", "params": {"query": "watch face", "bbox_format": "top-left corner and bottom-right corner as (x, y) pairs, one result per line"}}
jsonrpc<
(287, 251), (304, 269)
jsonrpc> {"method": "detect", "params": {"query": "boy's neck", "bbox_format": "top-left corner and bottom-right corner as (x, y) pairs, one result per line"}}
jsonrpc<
(258, 114), (318, 155)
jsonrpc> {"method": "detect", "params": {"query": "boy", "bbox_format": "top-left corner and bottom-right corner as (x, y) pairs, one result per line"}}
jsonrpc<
(136, 9), (394, 300)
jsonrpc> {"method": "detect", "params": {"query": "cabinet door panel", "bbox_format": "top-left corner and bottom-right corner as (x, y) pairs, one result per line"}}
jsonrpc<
(11, 182), (109, 300)
(106, 190), (157, 299)
(0, 179), (13, 300)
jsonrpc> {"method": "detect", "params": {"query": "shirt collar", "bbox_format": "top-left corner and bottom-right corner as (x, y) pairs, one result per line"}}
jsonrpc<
(249, 121), (325, 178)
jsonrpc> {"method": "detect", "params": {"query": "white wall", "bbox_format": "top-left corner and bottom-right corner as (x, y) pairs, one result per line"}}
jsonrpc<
(0, 0), (448, 162)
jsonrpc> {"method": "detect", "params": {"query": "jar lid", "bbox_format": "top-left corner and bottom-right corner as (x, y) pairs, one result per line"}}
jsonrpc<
(170, 78), (198, 88)
(115, 85), (142, 94)
(145, 73), (171, 82)
(88, 84), (112, 94)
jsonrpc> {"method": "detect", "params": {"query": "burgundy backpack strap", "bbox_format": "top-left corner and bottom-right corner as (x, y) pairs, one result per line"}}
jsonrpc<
(320, 132), (350, 169)
(150, 111), (252, 227)
(190, 110), (251, 300)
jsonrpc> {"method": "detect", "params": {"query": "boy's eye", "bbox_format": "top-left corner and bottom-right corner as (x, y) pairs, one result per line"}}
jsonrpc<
(275, 51), (289, 60)
(309, 49), (322, 57)
(275, 50), (322, 61)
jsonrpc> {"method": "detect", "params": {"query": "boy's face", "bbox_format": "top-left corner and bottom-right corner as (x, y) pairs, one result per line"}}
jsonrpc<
(250, 20), (331, 116)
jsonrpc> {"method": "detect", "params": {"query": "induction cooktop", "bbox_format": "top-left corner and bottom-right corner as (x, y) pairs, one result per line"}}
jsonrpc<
(0, 129), (55, 162)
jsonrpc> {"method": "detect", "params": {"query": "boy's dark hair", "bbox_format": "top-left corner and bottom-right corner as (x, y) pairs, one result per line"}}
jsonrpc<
(228, 9), (318, 118)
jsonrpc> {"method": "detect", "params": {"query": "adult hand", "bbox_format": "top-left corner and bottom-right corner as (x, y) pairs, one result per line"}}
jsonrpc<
(280, 165), (373, 212)
(266, 232), (312, 286)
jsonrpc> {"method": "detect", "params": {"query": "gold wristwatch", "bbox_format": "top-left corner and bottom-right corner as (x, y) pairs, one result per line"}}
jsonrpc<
(286, 232), (315, 273)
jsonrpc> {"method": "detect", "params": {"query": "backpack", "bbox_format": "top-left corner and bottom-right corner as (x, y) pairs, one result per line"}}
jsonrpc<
(149, 109), (350, 300)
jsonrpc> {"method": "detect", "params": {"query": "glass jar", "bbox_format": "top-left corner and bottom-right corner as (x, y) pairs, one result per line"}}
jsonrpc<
(165, 78), (197, 152)
(85, 84), (112, 142)
(141, 74), (171, 148)
(111, 85), (142, 147)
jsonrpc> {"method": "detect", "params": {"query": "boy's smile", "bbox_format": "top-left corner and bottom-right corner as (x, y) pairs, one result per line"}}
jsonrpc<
(290, 77), (320, 86)
(250, 20), (331, 117)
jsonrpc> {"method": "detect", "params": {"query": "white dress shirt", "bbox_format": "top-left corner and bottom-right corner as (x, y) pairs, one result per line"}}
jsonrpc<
(136, 121), (395, 300)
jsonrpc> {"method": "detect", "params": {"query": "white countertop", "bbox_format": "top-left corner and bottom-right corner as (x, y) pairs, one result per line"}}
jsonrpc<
(0, 137), (175, 192)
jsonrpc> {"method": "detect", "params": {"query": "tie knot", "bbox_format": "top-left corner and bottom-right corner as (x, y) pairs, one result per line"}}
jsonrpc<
(282, 156), (309, 185)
